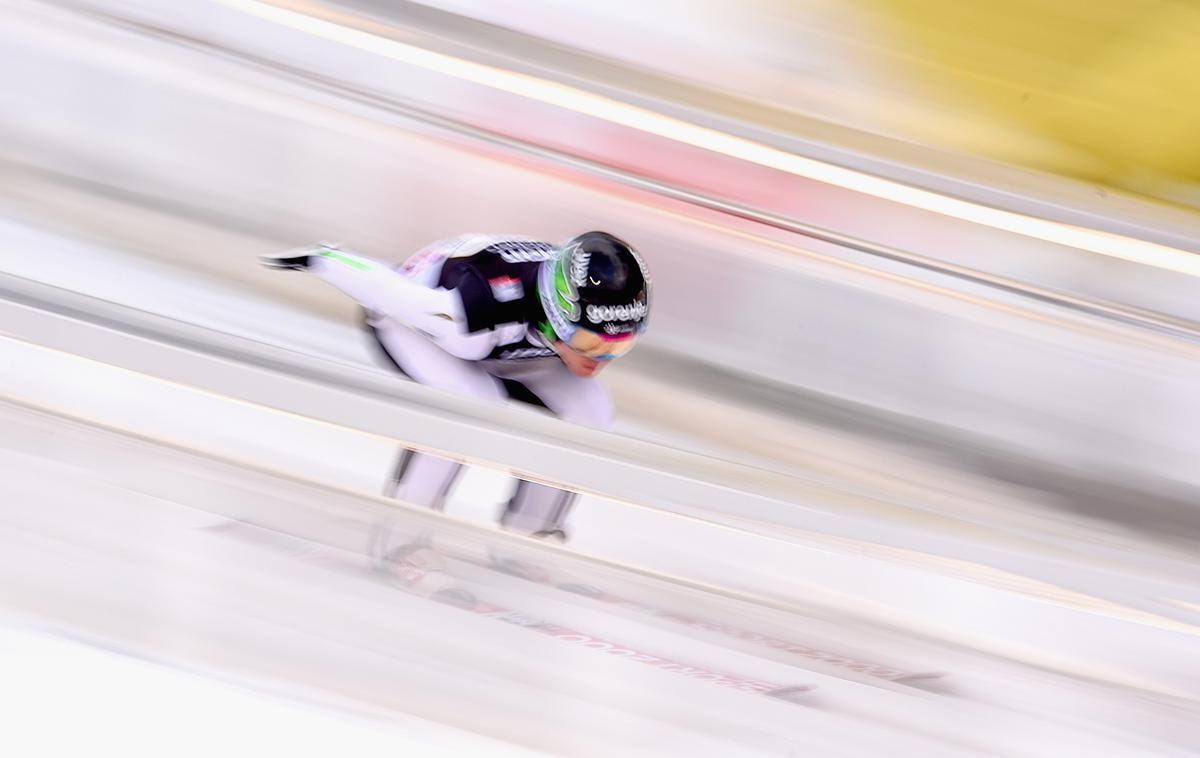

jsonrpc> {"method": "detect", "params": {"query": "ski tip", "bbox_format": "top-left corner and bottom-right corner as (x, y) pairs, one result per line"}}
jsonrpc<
(765, 684), (818, 703)
(889, 671), (950, 685)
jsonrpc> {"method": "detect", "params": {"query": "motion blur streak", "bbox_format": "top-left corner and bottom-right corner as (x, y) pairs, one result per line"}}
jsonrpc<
(219, 0), (1200, 276)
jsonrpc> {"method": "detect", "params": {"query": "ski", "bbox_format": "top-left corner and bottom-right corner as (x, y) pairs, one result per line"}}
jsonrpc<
(206, 520), (818, 703)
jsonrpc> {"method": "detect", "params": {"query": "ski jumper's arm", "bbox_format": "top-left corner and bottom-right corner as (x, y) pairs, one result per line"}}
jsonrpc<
(308, 248), (498, 360)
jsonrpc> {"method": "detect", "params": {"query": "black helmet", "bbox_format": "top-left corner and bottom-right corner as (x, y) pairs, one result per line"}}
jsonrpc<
(538, 232), (651, 351)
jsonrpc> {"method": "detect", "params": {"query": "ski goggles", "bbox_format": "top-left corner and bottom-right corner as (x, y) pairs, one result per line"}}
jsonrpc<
(565, 329), (639, 362)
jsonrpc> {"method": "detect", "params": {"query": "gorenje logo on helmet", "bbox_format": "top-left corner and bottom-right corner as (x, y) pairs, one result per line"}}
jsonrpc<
(586, 300), (647, 324)
(568, 244), (592, 290)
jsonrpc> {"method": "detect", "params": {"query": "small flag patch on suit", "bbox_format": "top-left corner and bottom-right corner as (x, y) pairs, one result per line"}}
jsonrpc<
(489, 275), (524, 302)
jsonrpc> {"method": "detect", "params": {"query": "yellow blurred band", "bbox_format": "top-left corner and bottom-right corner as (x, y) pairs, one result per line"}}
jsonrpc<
(216, 0), (1200, 279)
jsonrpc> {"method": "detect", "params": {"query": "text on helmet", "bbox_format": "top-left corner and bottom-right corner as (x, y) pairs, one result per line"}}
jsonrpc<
(586, 300), (647, 324)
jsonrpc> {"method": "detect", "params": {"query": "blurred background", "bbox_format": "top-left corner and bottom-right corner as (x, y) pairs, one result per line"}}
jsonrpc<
(1, 1), (1199, 755)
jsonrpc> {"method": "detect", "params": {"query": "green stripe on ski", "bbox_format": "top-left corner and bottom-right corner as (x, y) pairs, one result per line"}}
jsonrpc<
(319, 249), (372, 271)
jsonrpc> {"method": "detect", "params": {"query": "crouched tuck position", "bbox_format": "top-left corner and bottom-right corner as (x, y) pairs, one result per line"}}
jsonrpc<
(261, 231), (651, 540)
